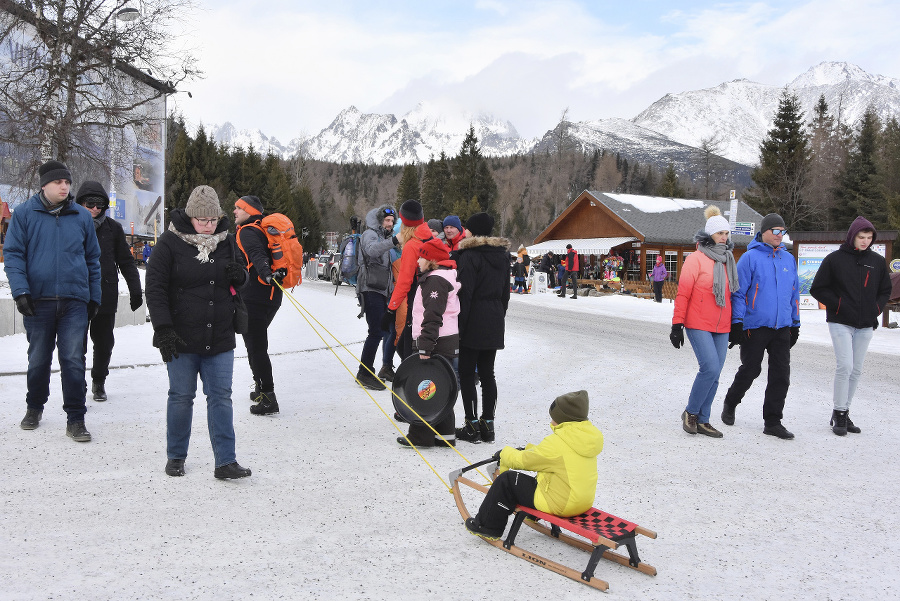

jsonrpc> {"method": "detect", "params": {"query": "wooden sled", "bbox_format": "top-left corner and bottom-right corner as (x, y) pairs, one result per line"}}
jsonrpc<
(450, 462), (657, 592)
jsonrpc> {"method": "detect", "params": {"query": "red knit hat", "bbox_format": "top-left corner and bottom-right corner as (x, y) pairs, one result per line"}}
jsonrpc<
(419, 236), (451, 264)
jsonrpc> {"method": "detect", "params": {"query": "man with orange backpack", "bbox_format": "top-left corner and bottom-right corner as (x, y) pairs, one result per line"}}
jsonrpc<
(234, 195), (289, 415)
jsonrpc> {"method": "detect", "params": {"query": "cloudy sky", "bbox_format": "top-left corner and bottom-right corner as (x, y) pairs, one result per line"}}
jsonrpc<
(171, 0), (900, 143)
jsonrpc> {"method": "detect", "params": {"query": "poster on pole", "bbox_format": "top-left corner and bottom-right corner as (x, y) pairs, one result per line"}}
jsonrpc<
(797, 243), (887, 309)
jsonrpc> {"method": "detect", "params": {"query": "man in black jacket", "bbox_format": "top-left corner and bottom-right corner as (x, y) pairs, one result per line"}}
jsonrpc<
(234, 195), (284, 415)
(75, 181), (143, 402)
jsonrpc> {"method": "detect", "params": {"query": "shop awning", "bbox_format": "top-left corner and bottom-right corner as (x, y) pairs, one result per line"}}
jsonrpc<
(526, 237), (638, 256)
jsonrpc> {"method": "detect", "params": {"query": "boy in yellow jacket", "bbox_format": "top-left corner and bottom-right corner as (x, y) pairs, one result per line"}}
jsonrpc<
(466, 390), (604, 539)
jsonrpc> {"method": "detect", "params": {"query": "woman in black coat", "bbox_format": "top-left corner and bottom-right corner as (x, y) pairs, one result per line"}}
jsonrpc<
(455, 212), (510, 444)
(146, 185), (251, 480)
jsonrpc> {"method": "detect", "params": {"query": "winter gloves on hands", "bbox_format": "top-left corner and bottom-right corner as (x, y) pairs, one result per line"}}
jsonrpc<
(264, 267), (288, 285)
(790, 326), (800, 348)
(380, 309), (396, 332)
(87, 301), (99, 321)
(131, 294), (143, 312)
(14, 294), (35, 316)
(225, 261), (245, 286)
(728, 322), (744, 349)
(670, 323), (685, 349)
(156, 327), (186, 363)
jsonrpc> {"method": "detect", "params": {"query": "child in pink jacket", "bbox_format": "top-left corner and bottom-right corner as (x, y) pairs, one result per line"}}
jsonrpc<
(398, 236), (460, 448)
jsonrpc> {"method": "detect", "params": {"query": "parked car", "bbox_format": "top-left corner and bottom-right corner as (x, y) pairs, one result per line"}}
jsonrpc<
(316, 252), (340, 283)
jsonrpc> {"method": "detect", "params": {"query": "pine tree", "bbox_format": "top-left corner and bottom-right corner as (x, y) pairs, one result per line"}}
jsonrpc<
(880, 117), (900, 232)
(833, 107), (885, 227)
(656, 164), (686, 198)
(420, 152), (451, 218)
(744, 90), (810, 229)
(165, 115), (191, 209)
(396, 164), (420, 203)
(804, 95), (847, 229)
(446, 126), (498, 222)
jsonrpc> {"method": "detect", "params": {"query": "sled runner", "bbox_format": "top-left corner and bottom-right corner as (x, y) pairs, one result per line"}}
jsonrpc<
(450, 460), (657, 592)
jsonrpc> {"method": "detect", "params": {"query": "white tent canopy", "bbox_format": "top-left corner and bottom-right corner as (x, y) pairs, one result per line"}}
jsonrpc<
(525, 236), (637, 256)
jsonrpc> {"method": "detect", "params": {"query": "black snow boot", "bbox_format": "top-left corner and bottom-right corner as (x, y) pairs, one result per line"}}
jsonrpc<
(377, 364), (395, 382)
(357, 370), (386, 391)
(456, 419), (481, 444)
(250, 391), (279, 415)
(846, 413), (861, 434)
(478, 418), (495, 443)
(249, 382), (262, 403)
(92, 380), (107, 402)
(165, 459), (185, 477)
(20, 408), (42, 430)
(831, 409), (848, 436)
(214, 462), (251, 479)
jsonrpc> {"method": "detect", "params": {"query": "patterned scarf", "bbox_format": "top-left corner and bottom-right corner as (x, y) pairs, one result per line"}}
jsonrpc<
(168, 222), (228, 263)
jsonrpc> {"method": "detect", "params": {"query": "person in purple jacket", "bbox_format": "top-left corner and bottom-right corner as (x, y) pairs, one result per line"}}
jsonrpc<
(809, 216), (892, 436)
(650, 255), (668, 302)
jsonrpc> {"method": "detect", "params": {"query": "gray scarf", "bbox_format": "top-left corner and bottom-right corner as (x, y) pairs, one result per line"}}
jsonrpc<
(697, 241), (738, 307)
(93, 214), (107, 230)
(168, 222), (228, 263)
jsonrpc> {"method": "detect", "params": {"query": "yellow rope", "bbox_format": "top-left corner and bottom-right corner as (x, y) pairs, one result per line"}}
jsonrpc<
(275, 281), (492, 488)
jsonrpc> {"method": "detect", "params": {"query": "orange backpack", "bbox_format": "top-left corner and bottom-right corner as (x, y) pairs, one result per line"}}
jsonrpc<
(237, 214), (304, 289)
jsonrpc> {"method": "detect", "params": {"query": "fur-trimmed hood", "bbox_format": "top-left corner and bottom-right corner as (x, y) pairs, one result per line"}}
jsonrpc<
(458, 235), (510, 251)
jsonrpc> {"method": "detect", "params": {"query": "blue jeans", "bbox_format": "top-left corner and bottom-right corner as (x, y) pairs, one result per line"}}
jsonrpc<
(24, 299), (89, 422)
(166, 351), (237, 467)
(685, 329), (729, 424)
(828, 323), (874, 411)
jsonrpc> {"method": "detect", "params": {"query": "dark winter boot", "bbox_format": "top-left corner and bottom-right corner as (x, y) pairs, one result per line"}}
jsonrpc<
(357, 370), (386, 391)
(830, 409), (848, 436)
(20, 408), (42, 430)
(456, 419), (481, 444)
(66, 421), (92, 442)
(465, 517), (504, 540)
(214, 462), (251, 479)
(721, 403), (736, 426)
(92, 380), (107, 402)
(846, 413), (861, 434)
(249, 382), (262, 403)
(377, 365), (395, 382)
(478, 418), (495, 443)
(250, 392), (279, 415)
(165, 459), (185, 477)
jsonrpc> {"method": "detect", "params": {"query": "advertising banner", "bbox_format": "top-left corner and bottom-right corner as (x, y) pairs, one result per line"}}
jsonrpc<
(798, 243), (886, 309)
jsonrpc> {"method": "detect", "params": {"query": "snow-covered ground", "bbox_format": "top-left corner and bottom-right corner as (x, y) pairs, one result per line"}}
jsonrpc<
(1, 277), (898, 600)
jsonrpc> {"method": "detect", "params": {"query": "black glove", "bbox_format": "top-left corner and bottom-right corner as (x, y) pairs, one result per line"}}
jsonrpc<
(790, 326), (800, 348)
(380, 309), (396, 332)
(491, 449), (502, 463)
(272, 267), (287, 284)
(670, 323), (685, 349)
(391, 235), (399, 246)
(156, 327), (185, 363)
(14, 294), (35, 317)
(728, 322), (743, 349)
(130, 294), (143, 312)
(224, 261), (244, 286)
(88, 301), (100, 321)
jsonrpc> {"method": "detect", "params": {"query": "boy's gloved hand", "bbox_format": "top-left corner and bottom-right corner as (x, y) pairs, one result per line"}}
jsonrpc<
(491, 449), (502, 463)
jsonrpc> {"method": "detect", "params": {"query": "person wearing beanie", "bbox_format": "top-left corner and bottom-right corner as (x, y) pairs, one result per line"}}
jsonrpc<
(4, 160), (101, 442)
(234, 194), (284, 415)
(356, 204), (399, 390)
(671, 205), (738, 439)
(442, 215), (466, 252)
(398, 199), (424, 227)
(146, 185), (252, 479)
(810, 216), (892, 436)
(721, 211), (800, 440)
(454, 212), (510, 444)
(558, 242), (580, 299)
(397, 236), (460, 448)
(465, 390), (603, 540)
(650, 255), (668, 302)
(427, 218), (443, 239)
(75, 181), (143, 403)
(384, 204), (432, 359)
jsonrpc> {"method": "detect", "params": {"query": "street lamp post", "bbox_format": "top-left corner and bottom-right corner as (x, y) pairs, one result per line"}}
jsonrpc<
(107, 4), (141, 212)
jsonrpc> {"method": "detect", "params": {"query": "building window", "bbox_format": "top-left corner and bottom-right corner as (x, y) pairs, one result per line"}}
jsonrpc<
(665, 251), (678, 282)
(645, 251), (659, 280)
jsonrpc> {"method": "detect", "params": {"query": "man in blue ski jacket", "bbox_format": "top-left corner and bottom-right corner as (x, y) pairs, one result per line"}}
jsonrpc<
(4, 160), (102, 442)
(721, 213), (800, 440)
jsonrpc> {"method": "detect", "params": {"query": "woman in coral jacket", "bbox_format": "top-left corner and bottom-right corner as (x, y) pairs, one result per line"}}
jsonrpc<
(670, 206), (738, 438)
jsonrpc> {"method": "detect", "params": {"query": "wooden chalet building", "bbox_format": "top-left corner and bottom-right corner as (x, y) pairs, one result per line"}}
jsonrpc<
(527, 191), (765, 284)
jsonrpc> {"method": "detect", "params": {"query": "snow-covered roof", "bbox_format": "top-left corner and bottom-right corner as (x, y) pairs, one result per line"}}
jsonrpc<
(526, 237), (637, 256)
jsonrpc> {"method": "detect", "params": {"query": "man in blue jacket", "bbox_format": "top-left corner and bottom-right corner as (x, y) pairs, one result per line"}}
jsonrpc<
(721, 213), (800, 439)
(4, 160), (102, 442)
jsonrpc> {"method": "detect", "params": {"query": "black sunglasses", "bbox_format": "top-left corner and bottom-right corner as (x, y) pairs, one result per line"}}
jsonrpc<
(84, 200), (106, 209)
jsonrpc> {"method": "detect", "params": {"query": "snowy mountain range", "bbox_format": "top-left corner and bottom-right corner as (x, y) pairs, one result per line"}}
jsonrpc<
(207, 62), (900, 169)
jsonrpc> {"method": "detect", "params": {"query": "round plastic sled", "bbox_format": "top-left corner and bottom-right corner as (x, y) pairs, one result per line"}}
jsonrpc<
(392, 354), (458, 425)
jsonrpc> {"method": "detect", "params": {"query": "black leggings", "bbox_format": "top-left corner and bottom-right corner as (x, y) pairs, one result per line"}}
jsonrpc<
(459, 346), (497, 421)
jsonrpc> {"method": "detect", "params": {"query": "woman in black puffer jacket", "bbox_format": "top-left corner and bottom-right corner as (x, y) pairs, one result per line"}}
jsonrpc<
(146, 185), (251, 480)
(454, 212), (511, 445)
